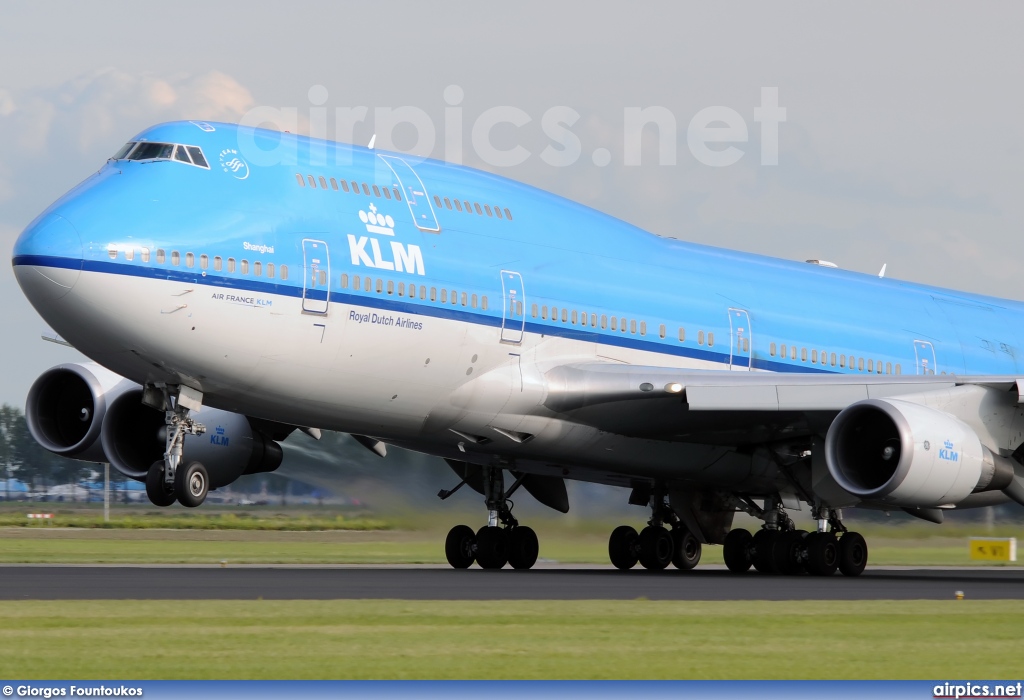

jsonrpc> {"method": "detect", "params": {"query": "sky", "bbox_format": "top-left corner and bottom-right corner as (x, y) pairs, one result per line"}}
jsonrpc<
(1, 1), (1023, 406)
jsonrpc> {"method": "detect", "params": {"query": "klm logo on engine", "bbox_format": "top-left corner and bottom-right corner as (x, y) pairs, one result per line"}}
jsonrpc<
(348, 204), (425, 276)
(211, 426), (229, 447)
(938, 439), (958, 462)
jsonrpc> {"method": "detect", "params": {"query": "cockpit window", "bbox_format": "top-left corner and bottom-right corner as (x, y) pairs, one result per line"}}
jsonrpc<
(112, 142), (136, 160)
(117, 141), (210, 169)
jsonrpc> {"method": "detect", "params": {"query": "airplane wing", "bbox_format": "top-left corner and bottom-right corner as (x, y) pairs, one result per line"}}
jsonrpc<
(542, 363), (1024, 445)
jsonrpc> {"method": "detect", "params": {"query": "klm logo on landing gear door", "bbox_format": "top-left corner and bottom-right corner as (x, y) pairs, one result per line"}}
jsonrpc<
(347, 203), (426, 276)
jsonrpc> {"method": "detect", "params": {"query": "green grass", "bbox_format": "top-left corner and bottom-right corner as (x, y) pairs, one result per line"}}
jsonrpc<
(0, 511), (389, 531)
(0, 600), (1021, 679)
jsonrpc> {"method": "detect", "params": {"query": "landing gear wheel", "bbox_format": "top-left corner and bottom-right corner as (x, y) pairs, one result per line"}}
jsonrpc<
(445, 525), (476, 569)
(838, 531), (868, 577)
(638, 526), (673, 571)
(609, 525), (640, 570)
(751, 529), (779, 574)
(805, 532), (839, 576)
(671, 527), (701, 570)
(475, 526), (508, 570)
(175, 461), (209, 508)
(145, 461), (176, 507)
(508, 526), (539, 570)
(772, 530), (808, 575)
(723, 528), (753, 573)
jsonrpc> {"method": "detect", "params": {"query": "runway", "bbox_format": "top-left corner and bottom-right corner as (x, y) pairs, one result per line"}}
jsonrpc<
(1, 565), (1022, 600)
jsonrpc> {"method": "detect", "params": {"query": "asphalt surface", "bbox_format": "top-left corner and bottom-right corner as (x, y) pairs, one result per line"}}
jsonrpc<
(0, 565), (1021, 600)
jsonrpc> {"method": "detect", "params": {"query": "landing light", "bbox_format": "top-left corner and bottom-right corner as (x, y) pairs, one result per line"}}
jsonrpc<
(666, 383), (683, 394)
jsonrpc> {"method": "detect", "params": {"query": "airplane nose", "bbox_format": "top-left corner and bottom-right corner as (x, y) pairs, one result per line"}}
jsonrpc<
(11, 213), (83, 302)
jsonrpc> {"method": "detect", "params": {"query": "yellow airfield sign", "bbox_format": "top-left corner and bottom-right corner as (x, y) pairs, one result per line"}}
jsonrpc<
(968, 537), (1017, 562)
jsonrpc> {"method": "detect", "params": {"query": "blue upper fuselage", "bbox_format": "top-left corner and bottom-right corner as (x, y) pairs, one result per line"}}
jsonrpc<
(13, 120), (1024, 377)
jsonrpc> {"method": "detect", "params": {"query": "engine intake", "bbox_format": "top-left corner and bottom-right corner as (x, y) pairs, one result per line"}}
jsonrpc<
(825, 398), (986, 507)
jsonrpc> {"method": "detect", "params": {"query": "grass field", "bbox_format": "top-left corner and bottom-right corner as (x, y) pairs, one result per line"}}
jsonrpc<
(0, 599), (1021, 679)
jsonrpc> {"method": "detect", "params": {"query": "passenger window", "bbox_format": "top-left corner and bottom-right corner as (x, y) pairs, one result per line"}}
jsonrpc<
(267, 263), (275, 279)
(373, 185), (381, 197)
(452, 291), (459, 306)
(601, 315), (608, 329)
(398, 282), (405, 297)
(504, 208), (513, 220)
(886, 362), (892, 374)
(474, 203), (483, 215)
(186, 147), (208, 168)
(698, 330), (705, 345)
(171, 251), (181, 266)
(830, 352), (837, 367)
(240, 259), (248, 274)
(440, 289), (447, 303)
(678, 327), (685, 342)
(798, 347), (805, 361)
(317, 270), (325, 286)
(481, 296), (488, 310)
(611, 317), (618, 331)
(199, 254), (208, 270)
(857, 357), (864, 371)
(330, 178), (338, 190)
(620, 317), (627, 332)
(364, 276), (372, 292)
(876, 360), (883, 374)
(431, 287), (437, 302)
(393, 188), (402, 201)
(562, 309), (569, 323)
(640, 321), (646, 335)
(542, 306), (548, 320)
(454, 200), (462, 212)
(659, 324), (666, 339)
(789, 346), (796, 360)
(383, 188), (391, 200)
(186, 253), (195, 268)
(462, 292), (468, 306)
(212, 256), (222, 271)
(444, 197), (452, 209)
(281, 264), (288, 281)
(226, 257), (235, 273)
(770, 343), (777, 357)
(434, 196), (443, 207)
(572, 310), (578, 324)
(156, 249), (166, 264)
(308, 176), (316, 188)
(341, 273), (349, 289)
(495, 206), (503, 219)
(362, 183), (372, 196)
(387, 280), (394, 295)
(840, 355), (846, 368)
(464, 201), (472, 212)
(376, 278), (383, 293)
(484, 205), (493, 216)
(531, 303), (538, 318)
(708, 332), (714, 347)
(140, 247), (150, 263)
(472, 294), (478, 309)
(296, 174), (305, 186)
(419, 285), (427, 300)
(124, 247), (134, 262)
(108, 245), (118, 260)
(811, 349), (817, 363)
(340, 180), (349, 192)
(319, 176), (327, 189)
(895, 364), (901, 375)
(781, 344), (787, 358)
(351, 181), (359, 193)
(254, 261), (262, 276)
(630, 319), (637, 334)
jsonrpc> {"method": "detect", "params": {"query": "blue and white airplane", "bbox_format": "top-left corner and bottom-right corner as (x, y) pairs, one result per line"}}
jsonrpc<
(12, 121), (1024, 576)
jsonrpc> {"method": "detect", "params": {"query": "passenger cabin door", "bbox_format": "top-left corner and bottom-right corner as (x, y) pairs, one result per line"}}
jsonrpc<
(302, 238), (330, 314)
(914, 339), (937, 375)
(377, 155), (440, 232)
(728, 308), (752, 370)
(500, 270), (525, 344)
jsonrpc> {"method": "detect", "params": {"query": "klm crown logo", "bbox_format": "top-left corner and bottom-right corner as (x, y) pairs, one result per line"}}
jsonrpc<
(359, 204), (395, 236)
(938, 439), (958, 462)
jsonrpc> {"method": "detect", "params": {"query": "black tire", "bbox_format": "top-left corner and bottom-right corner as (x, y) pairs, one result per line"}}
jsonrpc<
(475, 526), (508, 569)
(175, 461), (209, 508)
(772, 530), (808, 575)
(751, 529), (779, 574)
(608, 525), (639, 570)
(145, 461), (176, 507)
(445, 525), (476, 569)
(638, 526), (673, 570)
(508, 526), (539, 570)
(671, 526), (702, 570)
(805, 532), (839, 576)
(838, 531), (868, 577)
(723, 528), (753, 573)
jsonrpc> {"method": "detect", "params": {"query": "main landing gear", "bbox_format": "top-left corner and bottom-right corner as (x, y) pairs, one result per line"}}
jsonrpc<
(442, 466), (540, 570)
(607, 491), (702, 572)
(721, 503), (868, 577)
(143, 386), (208, 508)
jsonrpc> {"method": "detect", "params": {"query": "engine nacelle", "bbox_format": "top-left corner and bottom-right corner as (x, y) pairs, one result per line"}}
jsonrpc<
(101, 388), (283, 487)
(25, 363), (133, 462)
(825, 398), (986, 507)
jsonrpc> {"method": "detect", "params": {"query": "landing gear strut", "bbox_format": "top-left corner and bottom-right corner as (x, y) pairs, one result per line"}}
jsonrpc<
(607, 487), (702, 572)
(143, 385), (207, 508)
(442, 466), (539, 570)
(722, 501), (867, 576)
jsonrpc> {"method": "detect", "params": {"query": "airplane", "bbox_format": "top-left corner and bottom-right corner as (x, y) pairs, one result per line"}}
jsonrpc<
(11, 120), (1024, 577)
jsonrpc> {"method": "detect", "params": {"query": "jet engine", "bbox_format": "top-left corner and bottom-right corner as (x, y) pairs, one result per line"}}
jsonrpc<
(825, 398), (1015, 508)
(27, 363), (284, 488)
(25, 363), (133, 463)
